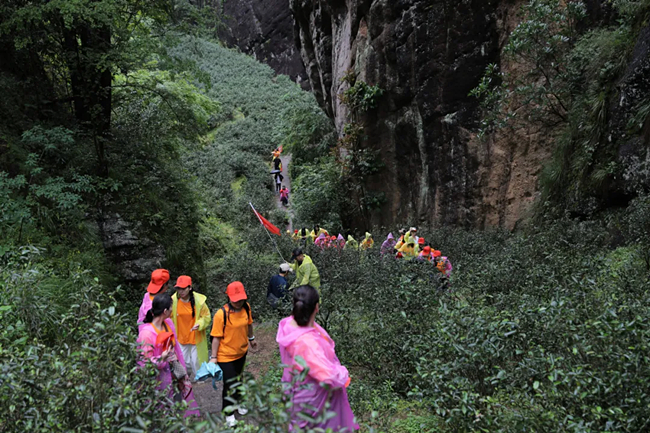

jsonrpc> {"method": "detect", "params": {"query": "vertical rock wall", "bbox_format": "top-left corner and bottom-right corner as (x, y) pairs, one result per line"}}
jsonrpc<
(218, 0), (309, 88)
(291, 0), (551, 229)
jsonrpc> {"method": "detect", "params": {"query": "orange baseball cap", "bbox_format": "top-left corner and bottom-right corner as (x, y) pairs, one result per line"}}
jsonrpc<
(175, 275), (192, 289)
(226, 281), (247, 302)
(147, 269), (170, 294)
(433, 250), (442, 257)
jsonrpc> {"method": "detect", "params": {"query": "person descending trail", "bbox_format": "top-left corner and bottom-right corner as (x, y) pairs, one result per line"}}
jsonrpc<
(171, 276), (211, 379)
(276, 285), (359, 432)
(209, 282), (257, 427)
(274, 171), (283, 193)
(289, 248), (321, 293)
(137, 293), (200, 417)
(138, 269), (170, 332)
(280, 186), (289, 206)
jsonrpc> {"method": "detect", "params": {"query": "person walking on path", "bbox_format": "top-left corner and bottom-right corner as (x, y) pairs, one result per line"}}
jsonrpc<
(209, 282), (257, 427)
(289, 249), (321, 292)
(276, 285), (359, 432)
(138, 269), (170, 332)
(280, 185), (289, 206)
(171, 276), (211, 379)
(360, 232), (374, 250)
(267, 263), (291, 308)
(137, 293), (200, 417)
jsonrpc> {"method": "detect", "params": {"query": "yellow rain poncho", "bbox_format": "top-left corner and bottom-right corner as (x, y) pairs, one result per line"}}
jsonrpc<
(290, 254), (321, 291)
(344, 235), (359, 250)
(171, 292), (211, 366)
(398, 243), (417, 260)
(360, 232), (374, 250)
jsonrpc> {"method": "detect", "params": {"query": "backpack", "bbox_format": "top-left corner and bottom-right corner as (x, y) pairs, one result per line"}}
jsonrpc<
(220, 302), (251, 335)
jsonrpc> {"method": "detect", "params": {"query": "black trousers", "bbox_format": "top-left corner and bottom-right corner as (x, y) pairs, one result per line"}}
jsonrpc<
(219, 353), (247, 411)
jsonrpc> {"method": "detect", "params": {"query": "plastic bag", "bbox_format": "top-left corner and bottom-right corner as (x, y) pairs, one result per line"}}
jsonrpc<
(194, 361), (223, 390)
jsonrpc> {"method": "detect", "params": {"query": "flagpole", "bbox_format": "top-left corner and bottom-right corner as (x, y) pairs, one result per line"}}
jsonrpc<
(250, 202), (287, 263)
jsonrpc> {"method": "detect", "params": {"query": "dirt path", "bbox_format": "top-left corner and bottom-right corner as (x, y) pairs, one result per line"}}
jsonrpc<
(192, 322), (279, 416)
(275, 153), (294, 232)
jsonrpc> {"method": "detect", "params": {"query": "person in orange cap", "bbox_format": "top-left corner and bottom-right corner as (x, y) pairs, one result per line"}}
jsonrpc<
(138, 269), (170, 332)
(209, 281), (257, 426)
(171, 276), (211, 379)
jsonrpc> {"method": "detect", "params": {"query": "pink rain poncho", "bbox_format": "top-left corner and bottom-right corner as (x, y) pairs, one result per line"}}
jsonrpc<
(380, 233), (396, 256)
(137, 318), (200, 417)
(337, 234), (346, 249)
(137, 292), (153, 332)
(276, 317), (358, 432)
(314, 233), (327, 248)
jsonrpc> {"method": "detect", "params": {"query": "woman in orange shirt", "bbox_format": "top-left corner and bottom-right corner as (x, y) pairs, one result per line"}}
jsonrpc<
(171, 276), (211, 379)
(209, 281), (257, 427)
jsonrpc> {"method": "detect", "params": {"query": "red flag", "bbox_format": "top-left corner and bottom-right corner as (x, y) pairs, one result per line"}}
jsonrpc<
(251, 204), (281, 236)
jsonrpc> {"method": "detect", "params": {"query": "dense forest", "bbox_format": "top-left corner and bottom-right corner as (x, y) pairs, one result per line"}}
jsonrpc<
(1, 0), (650, 432)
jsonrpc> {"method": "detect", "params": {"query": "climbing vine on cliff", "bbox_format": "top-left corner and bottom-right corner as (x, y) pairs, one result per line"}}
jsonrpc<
(471, 0), (649, 215)
(336, 70), (385, 227)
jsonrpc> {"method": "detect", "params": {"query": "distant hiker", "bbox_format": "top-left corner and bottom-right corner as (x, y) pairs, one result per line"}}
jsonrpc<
(137, 293), (200, 417)
(291, 229), (300, 242)
(171, 276), (211, 379)
(417, 237), (426, 254)
(345, 235), (359, 250)
(314, 232), (327, 248)
(380, 233), (396, 255)
(272, 147), (282, 159)
(398, 239), (417, 260)
(298, 227), (309, 246)
(280, 186), (289, 206)
(434, 251), (453, 277)
(337, 234), (346, 249)
(329, 235), (338, 248)
(209, 282), (257, 427)
(310, 225), (328, 242)
(417, 246), (433, 262)
(273, 156), (282, 171)
(267, 264), (291, 308)
(394, 229), (407, 251)
(138, 269), (170, 332)
(404, 227), (418, 245)
(361, 232), (374, 250)
(276, 285), (359, 432)
(289, 248), (321, 292)
(275, 173), (283, 192)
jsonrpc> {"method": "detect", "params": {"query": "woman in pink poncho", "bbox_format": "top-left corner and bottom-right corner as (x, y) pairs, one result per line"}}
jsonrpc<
(137, 293), (200, 417)
(276, 285), (358, 432)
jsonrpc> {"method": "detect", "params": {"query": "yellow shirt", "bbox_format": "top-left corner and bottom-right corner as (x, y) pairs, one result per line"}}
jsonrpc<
(210, 304), (253, 362)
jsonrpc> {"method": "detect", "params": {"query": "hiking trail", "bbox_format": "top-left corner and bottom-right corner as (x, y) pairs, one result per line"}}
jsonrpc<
(275, 153), (294, 232)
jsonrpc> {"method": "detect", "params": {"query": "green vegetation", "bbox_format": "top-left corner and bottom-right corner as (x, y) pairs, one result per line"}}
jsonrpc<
(471, 0), (650, 214)
(2, 0), (650, 432)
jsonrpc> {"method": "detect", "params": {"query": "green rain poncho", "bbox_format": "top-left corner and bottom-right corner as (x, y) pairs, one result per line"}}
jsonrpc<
(290, 254), (321, 291)
(344, 235), (359, 250)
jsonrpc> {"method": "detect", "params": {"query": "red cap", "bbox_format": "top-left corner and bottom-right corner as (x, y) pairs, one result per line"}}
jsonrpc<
(433, 250), (442, 257)
(175, 275), (192, 289)
(294, 230), (298, 233)
(147, 269), (170, 294)
(155, 331), (175, 351)
(226, 281), (247, 302)
(331, 236), (336, 240)
(422, 246), (431, 254)
(418, 237), (425, 245)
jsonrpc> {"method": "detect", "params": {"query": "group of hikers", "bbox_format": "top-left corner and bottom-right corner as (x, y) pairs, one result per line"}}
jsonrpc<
(289, 225), (453, 277)
(136, 247), (356, 431)
(271, 147), (289, 206)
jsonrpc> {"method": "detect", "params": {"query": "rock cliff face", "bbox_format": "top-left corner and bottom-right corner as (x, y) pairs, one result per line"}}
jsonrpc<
(218, 0), (309, 88)
(291, 0), (545, 229)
